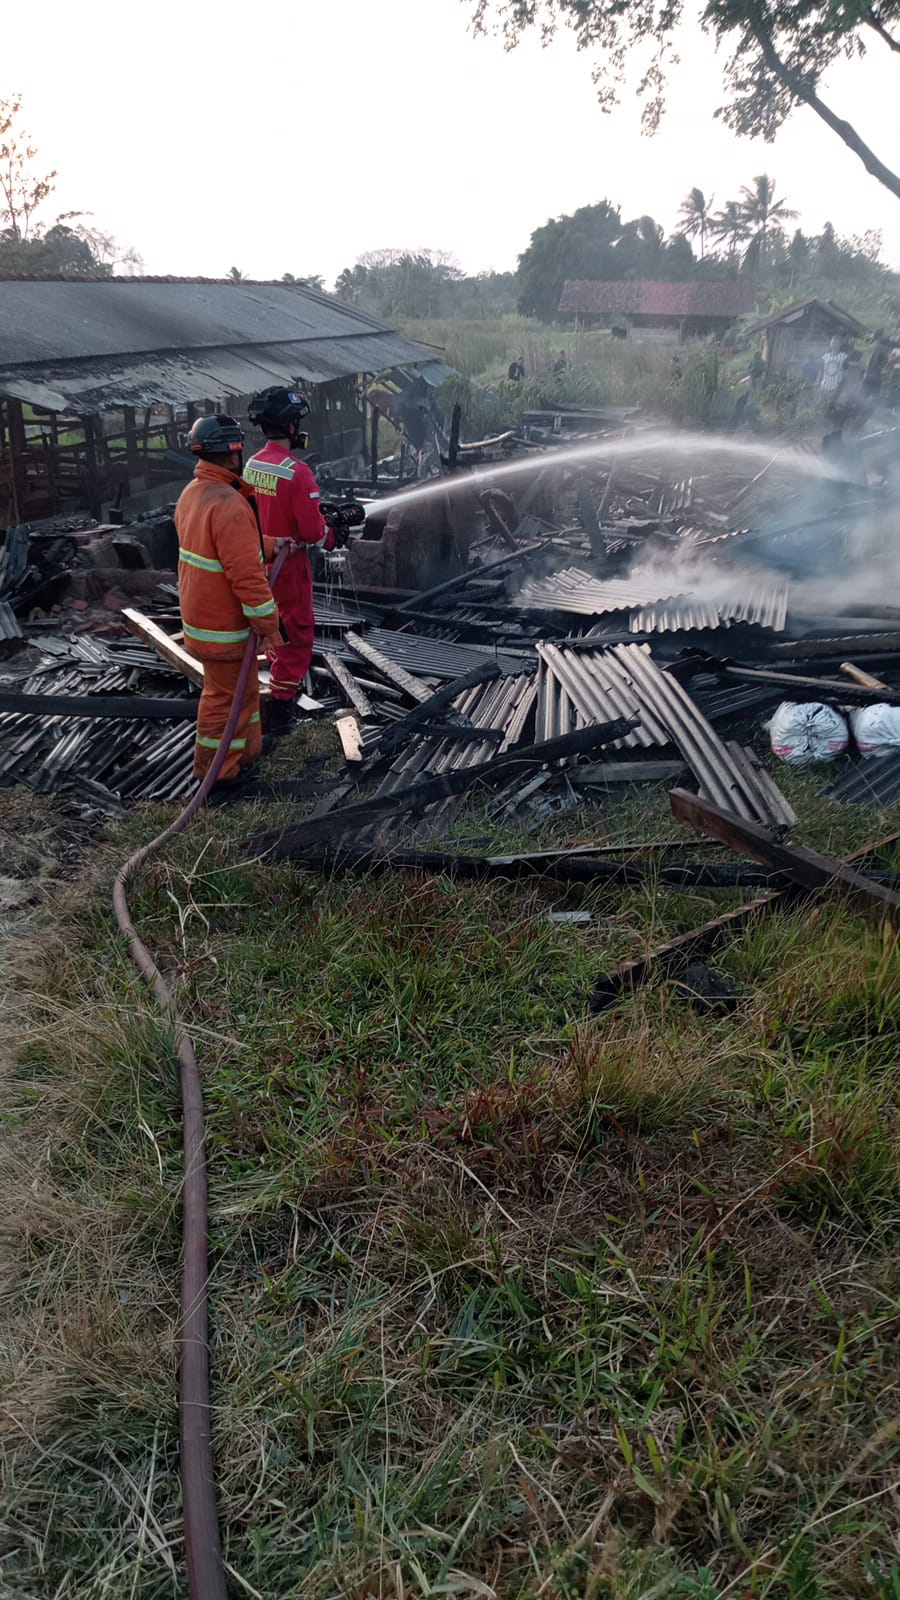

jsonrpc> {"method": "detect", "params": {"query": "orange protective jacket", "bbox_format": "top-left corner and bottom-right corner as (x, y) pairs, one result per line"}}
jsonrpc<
(175, 460), (280, 661)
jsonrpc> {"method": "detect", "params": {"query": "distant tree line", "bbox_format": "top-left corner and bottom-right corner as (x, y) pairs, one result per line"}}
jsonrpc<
(332, 180), (898, 328)
(333, 248), (517, 321)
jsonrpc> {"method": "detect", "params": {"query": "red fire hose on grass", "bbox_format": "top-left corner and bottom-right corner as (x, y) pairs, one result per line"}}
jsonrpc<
(112, 546), (289, 1600)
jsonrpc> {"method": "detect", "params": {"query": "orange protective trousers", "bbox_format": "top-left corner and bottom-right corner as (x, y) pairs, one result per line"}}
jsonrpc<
(194, 658), (262, 781)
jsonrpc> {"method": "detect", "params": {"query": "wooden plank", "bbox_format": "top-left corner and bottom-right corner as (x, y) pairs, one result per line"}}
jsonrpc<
(669, 788), (900, 921)
(344, 629), (432, 704)
(301, 843), (788, 890)
(322, 652), (376, 720)
(336, 714), (363, 763)
(121, 607), (204, 687)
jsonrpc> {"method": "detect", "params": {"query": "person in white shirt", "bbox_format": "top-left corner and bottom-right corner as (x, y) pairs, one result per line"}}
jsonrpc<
(819, 336), (847, 413)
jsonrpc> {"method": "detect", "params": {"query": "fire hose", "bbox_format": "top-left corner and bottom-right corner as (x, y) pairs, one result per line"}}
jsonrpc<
(112, 543), (291, 1600)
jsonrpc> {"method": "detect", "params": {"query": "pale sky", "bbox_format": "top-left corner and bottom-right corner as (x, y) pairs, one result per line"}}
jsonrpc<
(5, 0), (900, 282)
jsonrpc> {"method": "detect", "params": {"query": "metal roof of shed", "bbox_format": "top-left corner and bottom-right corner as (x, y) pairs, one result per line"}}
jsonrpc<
(0, 278), (438, 412)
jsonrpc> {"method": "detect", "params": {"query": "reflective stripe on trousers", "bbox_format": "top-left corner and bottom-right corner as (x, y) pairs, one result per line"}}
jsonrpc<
(193, 656), (262, 781)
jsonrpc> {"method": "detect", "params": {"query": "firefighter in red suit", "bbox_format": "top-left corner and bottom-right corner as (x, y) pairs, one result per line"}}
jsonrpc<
(244, 387), (334, 736)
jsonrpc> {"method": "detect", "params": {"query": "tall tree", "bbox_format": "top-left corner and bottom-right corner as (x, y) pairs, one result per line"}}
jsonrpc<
(678, 187), (714, 258)
(0, 94), (56, 241)
(738, 173), (797, 270)
(471, 0), (900, 203)
(710, 199), (750, 260)
(0, 97), (139, 278)
(517, 200), (657, 319)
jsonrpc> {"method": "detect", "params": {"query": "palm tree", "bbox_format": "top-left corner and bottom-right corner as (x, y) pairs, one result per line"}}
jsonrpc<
(227, 265), (244, 283)
(710, 201), (749, 262)
(335, 265), (365, 304)
(678, 188), (714, 259)
(738, 176), (797, 272)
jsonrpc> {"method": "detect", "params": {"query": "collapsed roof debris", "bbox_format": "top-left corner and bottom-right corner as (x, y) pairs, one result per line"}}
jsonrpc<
(2, 420), (900, 847)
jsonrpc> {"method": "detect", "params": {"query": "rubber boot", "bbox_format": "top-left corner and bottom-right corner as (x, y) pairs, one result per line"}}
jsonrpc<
(203, 762), (261, 808)
(267, 697), (298, 739)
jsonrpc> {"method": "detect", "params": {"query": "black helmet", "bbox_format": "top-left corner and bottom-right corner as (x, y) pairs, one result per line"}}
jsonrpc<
(188, 414), (244, 456)
(247, 386), (310, 437)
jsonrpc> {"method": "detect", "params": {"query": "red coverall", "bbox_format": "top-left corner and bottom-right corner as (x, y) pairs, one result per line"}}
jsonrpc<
(243, 443), (334, 701)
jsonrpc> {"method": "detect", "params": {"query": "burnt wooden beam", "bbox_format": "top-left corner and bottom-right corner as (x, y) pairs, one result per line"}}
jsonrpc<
(123, 608), (204, 687)
(367, 658), (502, 764)
(591, 894), (785, 1011)
(479, 490), (520, 552)
(775, 632), (900, 658)
(448, 404), (462, 472)
(369, 405), (379, 490)
(393, 541), (550, 615)
(591, 823), (900, 1011)
(576, 477), (604, 560)
(669, 788), (900, 920)
(241, 714), (637, 859)
(724, 663), (900, 706)
(0, 690), (197, 720)
(300, 841), (790, 889)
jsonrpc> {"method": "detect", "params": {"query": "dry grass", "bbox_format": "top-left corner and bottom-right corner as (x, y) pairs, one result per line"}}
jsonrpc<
(1, 784), (899, 1597)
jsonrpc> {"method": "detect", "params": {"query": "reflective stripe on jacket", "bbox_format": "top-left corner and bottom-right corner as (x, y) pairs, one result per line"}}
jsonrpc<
(244, 443), (332, 548)
(175, 460), (280, 661)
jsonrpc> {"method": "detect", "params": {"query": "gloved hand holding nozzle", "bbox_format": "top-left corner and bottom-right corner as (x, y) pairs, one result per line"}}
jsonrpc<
(319, 500), (366, 547)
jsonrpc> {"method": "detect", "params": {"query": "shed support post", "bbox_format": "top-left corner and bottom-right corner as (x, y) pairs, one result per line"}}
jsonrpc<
(83, 415), (104, 519)
(7, 400), (28, 524)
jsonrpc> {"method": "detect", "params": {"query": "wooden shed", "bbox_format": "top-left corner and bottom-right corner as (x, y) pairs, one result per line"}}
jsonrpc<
(0, 277), (435, 525)
(558, 280), (755, 342)
(746, 299), (870, 379)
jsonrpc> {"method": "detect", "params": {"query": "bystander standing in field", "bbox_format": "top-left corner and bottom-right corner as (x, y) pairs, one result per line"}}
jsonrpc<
(819, 336), (847, 415)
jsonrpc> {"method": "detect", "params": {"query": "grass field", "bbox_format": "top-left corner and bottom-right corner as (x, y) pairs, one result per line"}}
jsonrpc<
(2, 753), (899, 1598)
(397, 317), (821, 439)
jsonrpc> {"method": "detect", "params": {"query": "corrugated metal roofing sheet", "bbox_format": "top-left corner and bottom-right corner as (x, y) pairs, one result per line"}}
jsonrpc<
(374, 671), (537, 797)
(0, 333), (438, 413)
(824, 753), (900, 809)
(535, 641), (795, 825)
(558, 280), (755, 319)
(329, 628), (526, 682)
(516, 568), (682, 617)
(0, 279), (414, 364)
(631, 586), (789, 634)
(0, 600), (23, 641)
(0, 279), (438, 410)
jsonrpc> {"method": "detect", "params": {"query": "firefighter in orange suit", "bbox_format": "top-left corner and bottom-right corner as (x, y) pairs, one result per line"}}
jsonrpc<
(176, 414), (281, 802)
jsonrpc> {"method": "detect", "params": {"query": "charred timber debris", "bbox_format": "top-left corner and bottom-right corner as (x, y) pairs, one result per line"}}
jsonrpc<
(3, 426), (900, 983)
